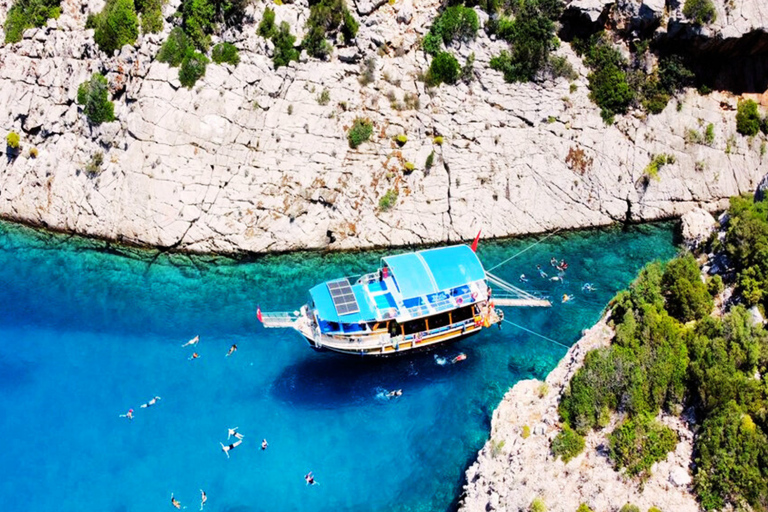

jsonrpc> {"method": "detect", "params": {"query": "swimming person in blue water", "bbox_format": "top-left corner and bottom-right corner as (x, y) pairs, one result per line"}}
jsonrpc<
(171, 493), (182, 509)
(199, 490), (207, 511)
(387, 389), (403, 399)
(181, 335), (199, 347)
(140, 396), (161, 408)
(119, 408), (133, 421)
(519, 274), (528, 282)
(582, 283), (595, 292)
(227, 427), (244, 440)
(305, 472), (316, 485)
(537, 265), (548, 278)
(221, 439), (243, 458)
(226, 344), (237, 357)
(261, 438), (268, 450)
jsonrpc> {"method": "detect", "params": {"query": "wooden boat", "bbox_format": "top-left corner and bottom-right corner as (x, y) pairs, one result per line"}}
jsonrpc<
(259, 244), (550, 356)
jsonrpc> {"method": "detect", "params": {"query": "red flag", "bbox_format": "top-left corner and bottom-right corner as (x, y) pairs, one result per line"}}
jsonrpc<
(257, 306), (263, 323)
(471, 230), (482, 252)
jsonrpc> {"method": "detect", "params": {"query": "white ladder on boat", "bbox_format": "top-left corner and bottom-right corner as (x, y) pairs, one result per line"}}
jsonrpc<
(260, 311), (299, 328)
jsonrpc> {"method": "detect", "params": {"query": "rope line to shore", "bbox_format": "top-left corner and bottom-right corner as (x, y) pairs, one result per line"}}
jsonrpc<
(502, 319), (571, 350)
(486, 228), (563, 272)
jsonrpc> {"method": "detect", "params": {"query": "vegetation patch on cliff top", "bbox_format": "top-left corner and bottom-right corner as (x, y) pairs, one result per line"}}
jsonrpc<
(4, 0), (61, 44)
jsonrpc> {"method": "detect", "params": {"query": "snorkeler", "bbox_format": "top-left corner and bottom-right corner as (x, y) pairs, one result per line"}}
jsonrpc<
(562, 294), (573, 303)
(199, 490), (207, 511)
(171, 493), (182, 509)
(550, 257), (558, 267)
(119, 408), (134, 421)
(452, 353), (467, 364)
(434, 354), (448, 366)
(537, 265), (548, 279)
(220, 439), (243, 458)
(261, 438), (268, 450)
(228, 427), (244, 440)
(387, 389), (403, 398)
(226, 344), (237, 357)
(181, 335), (199, 347)
(305, 472), (316, 485)
(519, 274), (528, 283)
(582, 283), (595, 292)
(189, 352), (200, 361)
(550, 275), (562, 282)
(140, 396), (161, 408)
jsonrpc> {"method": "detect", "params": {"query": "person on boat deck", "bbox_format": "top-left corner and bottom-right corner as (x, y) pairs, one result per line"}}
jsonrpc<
(519, 274), (528, 282)
(171, 494), (182, 509)
(452, 353), (467, 364)
(221, 439), (243, 458)
(228, 427), (244, 440)
(387, 389), (403, 398)
(261, 438), (268, 450)
(305, 472), (316, 485)
(226, 344), (237, 357)
(181, 335), (199, 347)
(537, 265), (548, 279)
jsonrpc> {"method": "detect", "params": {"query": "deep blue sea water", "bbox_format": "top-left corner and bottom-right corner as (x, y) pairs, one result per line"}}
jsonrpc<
(0, 221), (677, 512)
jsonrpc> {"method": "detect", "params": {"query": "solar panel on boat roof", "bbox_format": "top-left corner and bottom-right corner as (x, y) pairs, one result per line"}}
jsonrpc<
(327, 279), (360, 316)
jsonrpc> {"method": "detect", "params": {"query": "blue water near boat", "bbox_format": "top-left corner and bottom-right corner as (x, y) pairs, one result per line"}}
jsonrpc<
(0, 221), (677, 512)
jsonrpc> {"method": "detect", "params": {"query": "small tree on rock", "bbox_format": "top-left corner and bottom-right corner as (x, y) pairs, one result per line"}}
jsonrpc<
(77, 73), (116, 125)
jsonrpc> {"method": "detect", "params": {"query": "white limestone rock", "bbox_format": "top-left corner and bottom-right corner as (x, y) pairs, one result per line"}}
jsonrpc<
(680, 208), (717, 249)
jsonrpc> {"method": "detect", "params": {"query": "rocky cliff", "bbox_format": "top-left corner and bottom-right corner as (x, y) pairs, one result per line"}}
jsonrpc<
(0, 0), (767, 254)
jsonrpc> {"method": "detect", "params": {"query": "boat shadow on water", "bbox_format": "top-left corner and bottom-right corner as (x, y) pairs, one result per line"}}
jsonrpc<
(269, 346), (479, 409)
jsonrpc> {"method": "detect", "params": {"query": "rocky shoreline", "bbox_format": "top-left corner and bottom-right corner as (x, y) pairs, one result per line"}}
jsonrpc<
(1, 0), (767, 254)
(459, 314), (699, 512)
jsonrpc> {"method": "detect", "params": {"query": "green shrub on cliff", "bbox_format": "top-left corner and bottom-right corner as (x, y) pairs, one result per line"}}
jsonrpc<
(178, 50), (209, 88)
(90, 0), (139, 55)
(736, 99), (761, 136)
(211, 42), (239, 65)
(609, 414), (678, 477)
(302, 0), (358, 59)
(551, 423), (585, 462)
(6, 132), (20, 149)
(573, 33), (633, 123)
(271, 21), (299, 69)
(4, 0), (61, 43)
(77, 73), (116, 124)
(427, 51), (460, 86)
(138, 0), (163, 33)
(257, 6), (277, 38)
(157, 27), (192, 66)
(661, 253), (713, 322)
(348, 117), (373, 148)
(683, 0), (716, 25)
(422, 4), (478, 55)
(179, 0), (248, 51)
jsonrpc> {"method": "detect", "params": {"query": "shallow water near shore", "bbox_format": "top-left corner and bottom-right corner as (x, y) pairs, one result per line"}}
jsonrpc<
(0, 221), (676, 512)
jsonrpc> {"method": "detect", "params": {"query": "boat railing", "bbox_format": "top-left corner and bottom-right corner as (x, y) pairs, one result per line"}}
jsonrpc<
(260, 311), (300, 328)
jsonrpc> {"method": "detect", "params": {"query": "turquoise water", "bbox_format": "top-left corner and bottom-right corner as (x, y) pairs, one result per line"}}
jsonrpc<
(0, 221), (677, 512)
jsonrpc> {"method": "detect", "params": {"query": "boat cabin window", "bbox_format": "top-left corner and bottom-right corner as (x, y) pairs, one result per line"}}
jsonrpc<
(451, 305), (475, 323)
(342, 323), (366, 333)
(429, 312), (451, 330)
(403, 318), (427, 335)
(319, 320), (341, 333)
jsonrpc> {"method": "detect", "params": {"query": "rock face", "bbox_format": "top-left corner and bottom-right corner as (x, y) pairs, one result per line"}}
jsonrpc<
(0, 0), (767, 254)
(680, 207), (717, 249)
(459, 316), (699, 512)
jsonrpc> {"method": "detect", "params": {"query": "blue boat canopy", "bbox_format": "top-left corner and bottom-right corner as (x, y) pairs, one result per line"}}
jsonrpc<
(309, 280), (377, 324)
(383, 245), (486, 300)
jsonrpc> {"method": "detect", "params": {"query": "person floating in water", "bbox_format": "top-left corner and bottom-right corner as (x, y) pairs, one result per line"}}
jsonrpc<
(119, 408), (134, 421)
(171, 493), (182, 509)
(550, 275), (562, 283)
(519, 274), (528, 283)
(562, 294), (573, 303)
(550, 257), (558, 267)
(220, 439), (243, 458)
(582, 283), (595, 292)
(140, 396), (161, 408)
(226, 344), (237, 357)
(227, 427), (244, 440)
(387, 389), (403, 399)
(181, 335), (199, 347)
(189, 352), (200, 361)
(537, 265), (548, 279)
(261, 438), (268, 450)
(434, 354), (448, 366)
(305, 472), (316, 485)
(452, 353), (467, 364)
(199, 490), (207, 511)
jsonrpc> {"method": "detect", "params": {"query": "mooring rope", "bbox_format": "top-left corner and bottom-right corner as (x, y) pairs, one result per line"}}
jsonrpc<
(486, 228), (563, 273)
(502, 318), (571, 350)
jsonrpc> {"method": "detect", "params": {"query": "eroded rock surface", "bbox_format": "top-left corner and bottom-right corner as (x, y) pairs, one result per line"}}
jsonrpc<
(0, 0), (766, 253)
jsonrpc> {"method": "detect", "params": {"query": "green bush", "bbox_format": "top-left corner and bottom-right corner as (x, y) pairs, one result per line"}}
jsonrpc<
(348, 117), (373, 149)
(530, 497), (546, 512)
(548, 55), (577, 80)
(179, 0), (247, 51)
(661, 253), (713, 322)
(91, 0), (139, 55)
(4, 0), (61, 43)
(704, 123), (715, 145)
(178, 51), (209, 88)
(211, 42), (239, 65)
(137, 0), (163, 33)
(379, 188), (398, 211)
(707, 274), (724, 297)
(272, 21), (299, 69)
(574, 33), (633, 123)
(6, 132), (20, 149)
(736, 99), (761, 136)
(683, 0), (716, 25)
(551, 424), (585, 462)
(427, 51), (460, 86)
(425, 150), (435, 170)
(395, 134), (407, 146)
(422, 4), (478, 55)
(302, 0), (358, 59)
(609, 414), (679, 477)
(157, 27), (191, 66)
(619, 505), (640, 512)
(85, 151), (105, 175)
(317, 88), (330, 105)
(643, 154), (673, 181)
(576, 504), (594, 512)
(257, 6), (276, 38)
(77, 73), (116, 124)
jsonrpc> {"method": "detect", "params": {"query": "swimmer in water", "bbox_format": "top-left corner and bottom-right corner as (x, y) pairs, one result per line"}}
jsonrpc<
(519, 274), (528, 283)
(171, 493), (182, 509)
(227, 427), (244, 440)
(199, 490), (207, 511)
(305, 472), (316, 485)
(119, 408), (134, 421)
(537, 265), (548, 279)
(261, 438), (268, 450)
(550, 275), (562, 282)
(220, 439), (243, 458)
(434, 354), (448, 366)
(550, 257), (558, 267)
(452, 353), (467, 364)
(140, 396), (161, 408)
(387, 389), (403, 398)
(181, 335), (199, 347)
(582, 283), (595, 292)
(226, 344), (237, 357)
(189, 352), (200, 361)
(562, 294), (573, 303)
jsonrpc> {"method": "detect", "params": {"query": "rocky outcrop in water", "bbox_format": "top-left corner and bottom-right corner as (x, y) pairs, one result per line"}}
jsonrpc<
(0, 0), (766, 254)
(459, 316), (700, 512)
